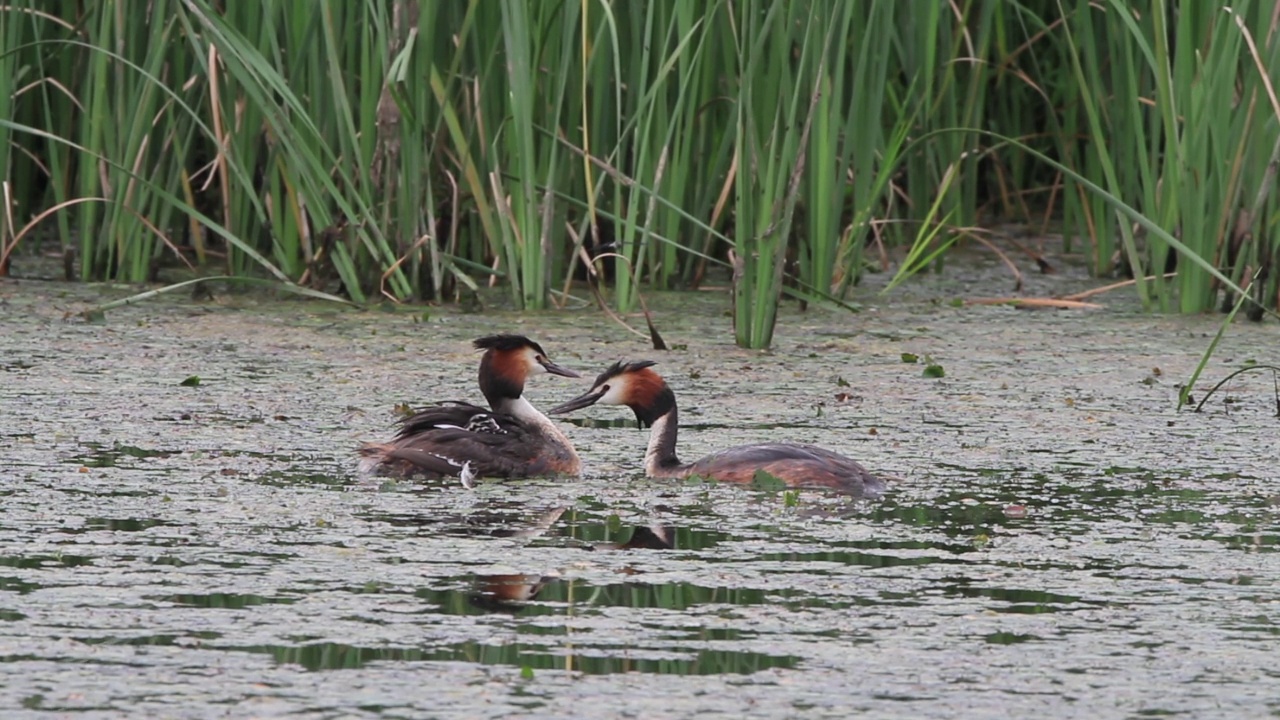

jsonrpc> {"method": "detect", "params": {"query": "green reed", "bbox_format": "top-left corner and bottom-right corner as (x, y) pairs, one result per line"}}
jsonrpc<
(1058, 0), (1280, 317)
(799, 0), (896, 299)
(593, 0), (718, 313)
(729, 0), (820, 348)
(4, 1), (1280, 347)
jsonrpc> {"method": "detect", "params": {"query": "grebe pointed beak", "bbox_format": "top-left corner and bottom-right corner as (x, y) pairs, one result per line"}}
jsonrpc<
(540, 359), (581, 379)
(548, 387), (606, 415)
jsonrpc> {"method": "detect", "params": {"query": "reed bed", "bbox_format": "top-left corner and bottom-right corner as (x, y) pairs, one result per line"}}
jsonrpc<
(2, 1), (1279, 347)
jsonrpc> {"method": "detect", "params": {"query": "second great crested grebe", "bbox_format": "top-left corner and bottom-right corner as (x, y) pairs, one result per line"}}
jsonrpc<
(358, 334), (582, 480)
(549, 361), (887, 496)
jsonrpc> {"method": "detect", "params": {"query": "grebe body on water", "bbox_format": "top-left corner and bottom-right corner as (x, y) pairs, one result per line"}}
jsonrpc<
(549, 361), (886, 495)
(358, 335), (581, 480)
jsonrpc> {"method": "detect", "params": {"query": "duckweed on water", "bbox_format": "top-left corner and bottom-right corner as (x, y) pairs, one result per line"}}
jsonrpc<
(2, 260), (1279, 716)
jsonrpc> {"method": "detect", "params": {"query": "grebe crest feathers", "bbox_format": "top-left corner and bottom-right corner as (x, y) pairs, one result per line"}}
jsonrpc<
(473, 334), (548, 354)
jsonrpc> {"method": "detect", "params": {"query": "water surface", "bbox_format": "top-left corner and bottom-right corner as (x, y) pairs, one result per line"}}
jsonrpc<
(2, 251), (1278, 718)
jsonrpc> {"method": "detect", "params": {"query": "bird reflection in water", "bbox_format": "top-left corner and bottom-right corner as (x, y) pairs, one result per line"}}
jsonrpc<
(466, 508), (677, 612)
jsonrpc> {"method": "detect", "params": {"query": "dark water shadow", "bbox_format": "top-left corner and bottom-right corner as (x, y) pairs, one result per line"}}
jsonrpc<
(231, 639), (800, 675)
(69, 442), (176, 468)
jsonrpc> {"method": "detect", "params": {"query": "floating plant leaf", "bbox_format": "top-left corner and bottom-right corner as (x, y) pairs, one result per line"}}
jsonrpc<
(750, 469), (787, 492)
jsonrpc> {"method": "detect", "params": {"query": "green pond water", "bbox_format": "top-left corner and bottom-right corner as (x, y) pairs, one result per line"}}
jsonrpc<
(2, 250), (1279, 718)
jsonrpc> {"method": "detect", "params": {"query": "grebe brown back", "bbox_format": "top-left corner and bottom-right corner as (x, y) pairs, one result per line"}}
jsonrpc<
(548, 360), (887, 496)
(358, 334), (582, 480)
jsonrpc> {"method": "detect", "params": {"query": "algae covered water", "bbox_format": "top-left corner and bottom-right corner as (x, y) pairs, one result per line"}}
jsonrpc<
(2, 256), (1279, 717)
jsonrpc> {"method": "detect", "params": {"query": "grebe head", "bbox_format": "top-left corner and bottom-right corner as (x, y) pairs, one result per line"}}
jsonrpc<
(549, 360), (674, 427)
(473, 334), (580, 406)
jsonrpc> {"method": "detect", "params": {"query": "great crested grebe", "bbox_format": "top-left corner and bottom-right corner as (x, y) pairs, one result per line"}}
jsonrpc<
(549, 360), (887, 495)
(358, 334), (582, 480)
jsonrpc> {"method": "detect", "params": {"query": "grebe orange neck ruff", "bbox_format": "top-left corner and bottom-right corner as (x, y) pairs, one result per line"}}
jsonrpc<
(358, 334), (582, 480)
(549, 360), (886, 496)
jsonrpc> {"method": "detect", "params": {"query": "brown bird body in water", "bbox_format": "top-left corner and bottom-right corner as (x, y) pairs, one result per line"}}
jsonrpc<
(358, 335), (581, 481)
(549, 361), (887, 496)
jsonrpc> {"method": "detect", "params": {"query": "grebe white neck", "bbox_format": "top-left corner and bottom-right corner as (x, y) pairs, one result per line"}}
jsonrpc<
(503, 396), (578, 465)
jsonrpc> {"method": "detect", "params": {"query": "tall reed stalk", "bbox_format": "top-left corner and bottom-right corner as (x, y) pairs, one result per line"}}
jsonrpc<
(0, 6), (18, 271)
(730, 0), (821, 349)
